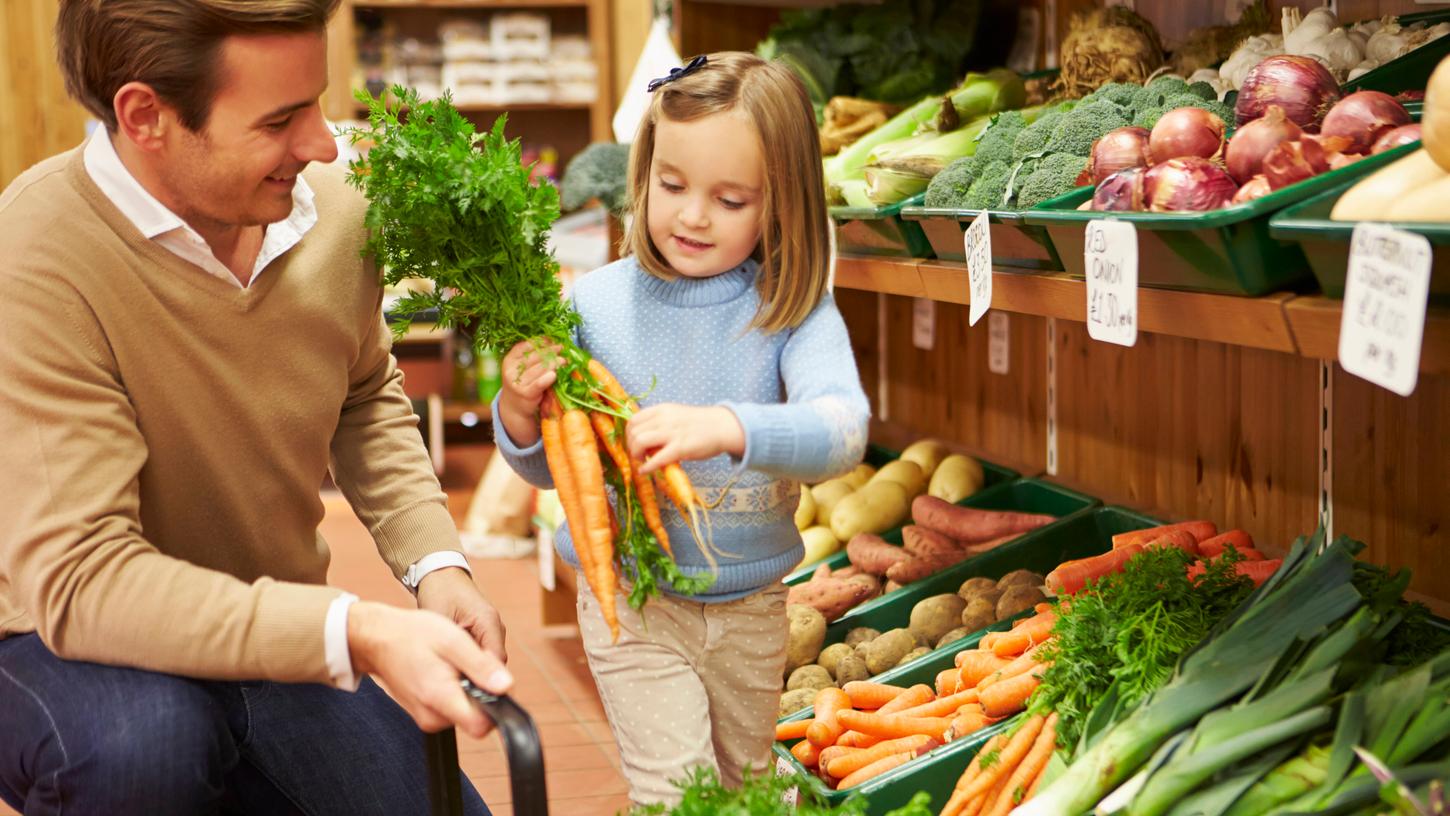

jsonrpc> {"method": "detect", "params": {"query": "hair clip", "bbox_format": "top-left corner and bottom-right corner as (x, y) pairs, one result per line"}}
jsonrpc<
(647, 55), (708, 93)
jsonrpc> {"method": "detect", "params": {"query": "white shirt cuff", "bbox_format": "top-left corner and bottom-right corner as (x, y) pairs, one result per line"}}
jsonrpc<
(325, 592), (361, 692)
(402, 550), (473, 593)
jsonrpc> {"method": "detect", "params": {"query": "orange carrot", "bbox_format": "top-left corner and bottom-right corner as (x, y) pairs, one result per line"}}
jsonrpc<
(937, 667), (964, 696)
(631, 466), (672, 556)
(1235, 559), (1283, 586)
(940, 734), (1005, 816)
(877, 684), (936, 715)
(807, 688), (853, 748)
(984, 712), (1058, 816)
(982, 610), (1057, 658)
(838, 751), (915, 789)
(956, 713), (1046, 803)
(818, 744), (861, 773)
(825, 734), (933, 779)
(589, 411), (633, 482)
(586, 358), (635, 409)
(1045, 543), (1145, 595)
(1143, 529), (1200, 556)
(791, 737), (822, 768)
(836, 710), (952, 741)
(980, 667), (1046, 718)
(1197, 529), (1253, 558)
(839, 730), (881, 748)
(540, 394), (607, 632)
(949, 704), (993, 740)
(970, 769), (1012, 816)
(842, 681), (908, 710)
(1112, 520), (1217, 548)
(957, 650), (1012, 688)
(775, 720), (811, 742)
(561, 407), (619, 641)
(898, 688), (979, 719)
(977, 642), (1050, 690)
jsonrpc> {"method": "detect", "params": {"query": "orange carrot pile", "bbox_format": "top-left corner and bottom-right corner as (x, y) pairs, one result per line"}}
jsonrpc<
(939, 712), (1058, 816)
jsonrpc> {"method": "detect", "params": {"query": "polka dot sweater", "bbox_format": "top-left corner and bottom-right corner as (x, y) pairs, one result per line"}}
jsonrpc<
(493, 257), (870, 600)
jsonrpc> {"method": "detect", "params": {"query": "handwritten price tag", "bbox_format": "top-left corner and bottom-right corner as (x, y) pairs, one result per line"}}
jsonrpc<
(1085, 220), (1138, 347)
(1338, 223), (1432, 397)
(912, 297), (936, 350)
(966, 211), (992, 326)
(989, 311), (1010, 374)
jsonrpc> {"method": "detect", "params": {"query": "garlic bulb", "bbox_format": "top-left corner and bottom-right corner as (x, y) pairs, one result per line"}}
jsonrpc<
(1220, 33), (1286, 90)
(1297, 27), (1365, 78)
(1351, 17), (1385, 38)
(1366, 22), (1413, 64)
(1347, 59), (1379, 81)
(1284, 6), (1340, 55)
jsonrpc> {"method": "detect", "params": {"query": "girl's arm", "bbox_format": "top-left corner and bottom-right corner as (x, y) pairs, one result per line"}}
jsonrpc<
(490, 395), (555, 490)
(719, 294), (871, 482)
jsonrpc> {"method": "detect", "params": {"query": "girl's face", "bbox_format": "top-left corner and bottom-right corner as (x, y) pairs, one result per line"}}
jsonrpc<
(646, 111), (766, 279)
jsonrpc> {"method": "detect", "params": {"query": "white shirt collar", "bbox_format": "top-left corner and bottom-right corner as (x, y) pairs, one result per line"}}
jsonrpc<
(82, 128), (317, 287)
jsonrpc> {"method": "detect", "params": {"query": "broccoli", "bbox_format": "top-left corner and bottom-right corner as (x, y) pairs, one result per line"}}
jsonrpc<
(1013, 109), (1066, 160)
(1133, 93), (1235, 130)
(972, 111), (1028, 167)
(963, 160), (1013, 210)
(1129, 77), (1189, 116)
(559, 142), (632, 213)
(1132, 104), (1172, 130)
(1186, 80), (1218, 101)
(924, 155), (980, 209)
(1016, 153), (1088, 209)
(1091, 82), (1142, 110)
(1044, 100), (1131, 157)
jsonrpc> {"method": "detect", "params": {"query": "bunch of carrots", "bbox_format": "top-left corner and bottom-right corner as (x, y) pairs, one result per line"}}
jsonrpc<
(939, 712), (1058, 816)
(538, 349), (715, 641)
(1044, 520), (1283, 595)
(774, 603), (1058, 794)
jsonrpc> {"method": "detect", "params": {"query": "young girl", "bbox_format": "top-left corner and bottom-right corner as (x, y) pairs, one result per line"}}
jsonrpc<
(492, 51), (870, 805)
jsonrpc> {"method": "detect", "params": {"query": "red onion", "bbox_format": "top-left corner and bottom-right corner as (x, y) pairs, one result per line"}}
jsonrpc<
(1321, 91), (1411, 154)
(1234, 55), (1342, 130)
(1261, 135), (1351, 189)
(1329, 151), (1364, 171)
(1092, 167), (1147, 211)
(1396, 90), (1426, 103)
(1232, 175), (1273, 205)
(1371, 123), (1422, 154)
(1143, 158), (1238, 212)
(1088, 127), (1153, 185)
(1225, 105), (1303, 184)
(1150, 108), (1227, 164)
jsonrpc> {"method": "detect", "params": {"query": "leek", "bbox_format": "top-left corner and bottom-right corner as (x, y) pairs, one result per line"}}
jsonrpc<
(1224, 744), (1332, 816)
(870, 117), (991, 178)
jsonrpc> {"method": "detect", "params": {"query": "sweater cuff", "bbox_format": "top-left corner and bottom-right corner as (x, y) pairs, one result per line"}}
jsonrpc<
(372, 499), (463, 581)
(253, 580), (348, 684)
(491, 394), (544, 458)
(720, 401), (798, 476)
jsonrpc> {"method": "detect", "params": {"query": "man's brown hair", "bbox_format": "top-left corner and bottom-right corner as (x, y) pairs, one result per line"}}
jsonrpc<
(56, 0), (341, 133)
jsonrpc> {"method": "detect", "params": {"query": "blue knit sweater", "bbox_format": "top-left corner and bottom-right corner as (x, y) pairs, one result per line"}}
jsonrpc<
(492, 257), (871, 601)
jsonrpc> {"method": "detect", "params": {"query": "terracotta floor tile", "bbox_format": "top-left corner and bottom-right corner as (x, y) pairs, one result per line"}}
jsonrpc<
(544, 766), (630, 799)
(541, 742), (618, 772)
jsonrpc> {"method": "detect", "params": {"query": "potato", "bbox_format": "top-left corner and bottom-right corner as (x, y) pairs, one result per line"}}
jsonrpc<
(786, 664), (835, 692)
(812, 479), (856, 527)
(997, 584), (1048, 620)
(779, 688), (818, 719)
(869, 460), (927, 498)
(958, 576), (1000, 599)
(817, 643), (856, 679)
(830, 480), (910, 542)
(834, 652), (870, 685)
(961, 597), (998, 632)
(929, 454), (985, 504)
(795, 488), (817, 531)
(909, 594), (968, 647)
(897, 646), (932, 667)
(864, 628), (916, 675)
(900, 439), (951, 478)
(798, 526), (841, 569)
(937, 627), (972, 649)
(845, 627), (882, 648)
(786, 604), (828, 673)
(998, 569), (1045, 590)
(843, 463), (876, 489)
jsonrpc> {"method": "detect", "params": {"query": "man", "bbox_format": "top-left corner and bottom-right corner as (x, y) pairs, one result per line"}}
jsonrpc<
(0, 2), (507, 813)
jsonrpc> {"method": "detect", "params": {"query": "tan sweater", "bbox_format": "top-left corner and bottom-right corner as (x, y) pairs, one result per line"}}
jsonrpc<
(0, 149), (461, 683)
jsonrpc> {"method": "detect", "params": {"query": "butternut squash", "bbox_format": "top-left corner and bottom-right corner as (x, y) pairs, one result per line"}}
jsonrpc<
(1422, 53), (1450, 172)
(1331, 148), (1447, 220)
(1385, 173), (1450, 222)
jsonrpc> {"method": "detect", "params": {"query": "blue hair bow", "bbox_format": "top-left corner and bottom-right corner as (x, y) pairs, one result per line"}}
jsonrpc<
(647, 55), (708, 93)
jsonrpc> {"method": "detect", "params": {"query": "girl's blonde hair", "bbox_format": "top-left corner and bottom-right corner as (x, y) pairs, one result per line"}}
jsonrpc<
(624, 51), (829, 333)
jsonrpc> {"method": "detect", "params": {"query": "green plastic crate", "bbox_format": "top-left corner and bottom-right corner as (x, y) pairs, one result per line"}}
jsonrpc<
(1022, 142), (1420, 295)
(782, 457), (1019, 586)
(832, 193), (935, 259)
(899, 207), (1064, 270)
(1342, 10), (1450, 96)
(1268, 175), (1450, 305)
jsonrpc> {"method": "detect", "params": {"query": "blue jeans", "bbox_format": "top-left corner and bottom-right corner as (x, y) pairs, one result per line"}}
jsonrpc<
(0, 634), (491, 816)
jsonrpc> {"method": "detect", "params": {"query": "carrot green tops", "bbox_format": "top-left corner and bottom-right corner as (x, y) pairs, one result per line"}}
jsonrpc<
(0, 148), (457, 682)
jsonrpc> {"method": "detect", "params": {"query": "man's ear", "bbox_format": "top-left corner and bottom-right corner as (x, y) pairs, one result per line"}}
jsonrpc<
(113, 81), (171, 151)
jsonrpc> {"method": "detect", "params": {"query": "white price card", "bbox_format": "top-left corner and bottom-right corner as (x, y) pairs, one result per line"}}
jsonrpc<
(988, 311), (1011, 374)
(966, 211), (992, 326)
(1084, 220), (1139, 347)
(912, 297), (936, 350)
(775, 756), (800, 805)
(1338, 223), (1432, 397)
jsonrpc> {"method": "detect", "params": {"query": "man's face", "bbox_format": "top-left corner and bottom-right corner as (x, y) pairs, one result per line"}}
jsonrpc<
(158, 32), (338, 229)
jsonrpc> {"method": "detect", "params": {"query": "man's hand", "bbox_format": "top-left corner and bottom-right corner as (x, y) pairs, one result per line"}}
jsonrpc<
(347, 600), (513, 738)
(626, 404), (745, 473)
(416, 567), (508, 665)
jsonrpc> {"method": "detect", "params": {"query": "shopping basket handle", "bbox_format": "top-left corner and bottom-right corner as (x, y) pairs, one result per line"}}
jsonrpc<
(423, 682), (549, 816)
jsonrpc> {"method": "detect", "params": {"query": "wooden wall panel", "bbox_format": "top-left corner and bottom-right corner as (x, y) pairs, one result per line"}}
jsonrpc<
(1, 0), (90, 189)
(1051, 322), (1322, 553)
(674, 1), (779, 59)
(836, 288), (881, 418)
(1332, 369), (1450, 604)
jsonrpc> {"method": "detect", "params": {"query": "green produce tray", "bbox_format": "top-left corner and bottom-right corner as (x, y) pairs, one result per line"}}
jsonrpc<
(1022, 142), (1420, 295)
(782, 456), (1021, 586)
(810, 478), (1100, 642)
(832, 193), (935, 259)
(1342, 10), (1450, 96)
(1268, 175), (1450, 305)
(899, 207), (1064, 270)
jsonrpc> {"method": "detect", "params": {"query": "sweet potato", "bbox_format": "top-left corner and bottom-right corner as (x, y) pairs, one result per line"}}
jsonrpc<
(847, 533), (911, 576)
(886, 549), (973, 584)
(912, 496), (1055, 542)
(788, 576), (875, 621)
(902, 525), (964, 557)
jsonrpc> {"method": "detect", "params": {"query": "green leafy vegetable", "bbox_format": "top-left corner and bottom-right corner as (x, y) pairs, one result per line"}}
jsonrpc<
(627, 767), (933, 816)
(560, 141), (632, 214)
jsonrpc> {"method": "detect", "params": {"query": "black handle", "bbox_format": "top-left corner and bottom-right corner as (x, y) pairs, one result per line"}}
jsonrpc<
(423, 683), (549, 816)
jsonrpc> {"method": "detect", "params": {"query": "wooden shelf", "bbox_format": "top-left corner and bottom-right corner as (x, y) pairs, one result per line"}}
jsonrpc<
(354, 101), (593, 116)
(442, 400), (495, 425)
(835, 255), (1450, 370)
(353, 0), (588, 8)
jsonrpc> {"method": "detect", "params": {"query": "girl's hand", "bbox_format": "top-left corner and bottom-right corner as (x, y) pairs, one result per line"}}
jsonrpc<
(497, 339), (562, 447)
(626, 404), (745, 474)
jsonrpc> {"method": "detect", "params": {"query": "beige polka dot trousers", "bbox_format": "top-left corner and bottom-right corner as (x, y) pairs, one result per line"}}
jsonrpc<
(575, 575), (791, 806)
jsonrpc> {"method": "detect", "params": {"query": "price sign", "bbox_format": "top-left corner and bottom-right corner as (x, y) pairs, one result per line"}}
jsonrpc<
(1084, 220), (1139, 347)
(988, 312), (1010, 374)
(775, 756), (799, 806)
(966, 211), (992, 326)
(1338, 223), (1432, 397)
(912, 297), (936, 350)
